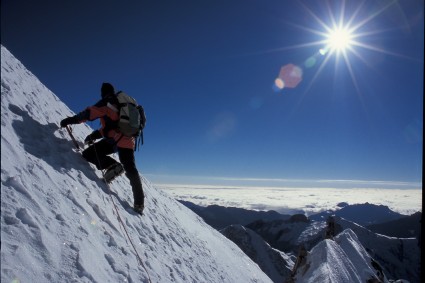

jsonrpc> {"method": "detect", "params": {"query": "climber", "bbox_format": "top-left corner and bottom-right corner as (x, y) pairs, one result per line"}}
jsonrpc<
(60, 82), (145, 215)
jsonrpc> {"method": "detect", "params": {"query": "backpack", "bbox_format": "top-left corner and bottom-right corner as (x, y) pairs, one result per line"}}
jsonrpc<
(116, 91), (146, 145)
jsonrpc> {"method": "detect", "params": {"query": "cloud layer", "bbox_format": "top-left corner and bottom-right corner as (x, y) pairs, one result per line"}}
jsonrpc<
(156, 184), (422, 216)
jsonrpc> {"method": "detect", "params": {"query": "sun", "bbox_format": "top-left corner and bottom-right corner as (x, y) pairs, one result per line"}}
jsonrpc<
(271, 1), (407, 93)
(326, 27), (354, 53)
(289, 1), (400, 93)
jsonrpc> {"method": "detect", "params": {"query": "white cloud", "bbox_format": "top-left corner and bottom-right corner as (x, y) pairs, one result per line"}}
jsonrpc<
(145, 174), (421, 189)
(156, 184), (422, 216)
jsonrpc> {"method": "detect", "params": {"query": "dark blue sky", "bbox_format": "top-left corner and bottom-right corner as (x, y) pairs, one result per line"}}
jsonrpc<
(2, 0), (423, 186)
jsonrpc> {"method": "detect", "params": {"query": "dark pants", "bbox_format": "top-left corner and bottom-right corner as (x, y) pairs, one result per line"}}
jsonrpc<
(82, 139), (144, 206)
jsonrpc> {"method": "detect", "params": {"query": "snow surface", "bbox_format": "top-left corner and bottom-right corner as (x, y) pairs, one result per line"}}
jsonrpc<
(221, 224), (294, 283)
(337, 217), (419, 282)
(294, 229), (389, 283)
(1, 45), (273, 283)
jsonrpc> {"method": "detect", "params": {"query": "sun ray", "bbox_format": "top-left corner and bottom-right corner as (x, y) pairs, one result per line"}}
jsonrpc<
(299, 1), (333, 34)
(342, 49), (362, 101)
(325, 1), (338, 31)
(287, 21), (329, 38)
(350, 41), (417, 61)
(288, 0), (411, 123)
(345, 0), (367, 28)
(235, 40), (328, 57)
(348, 47), (377, 69)
(350, 0), (398, 32)
(271, 0), (417, 97)
(353, 27), (395, 37)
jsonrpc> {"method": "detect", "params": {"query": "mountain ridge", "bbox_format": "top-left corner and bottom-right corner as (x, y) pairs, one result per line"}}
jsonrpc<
(179, 199), (291, 230)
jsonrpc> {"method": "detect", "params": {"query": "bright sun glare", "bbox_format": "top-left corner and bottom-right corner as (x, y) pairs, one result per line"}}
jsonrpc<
(326, 27), (353, 52)
(290, 1), (404, 94)
(273, 1), (408, 93)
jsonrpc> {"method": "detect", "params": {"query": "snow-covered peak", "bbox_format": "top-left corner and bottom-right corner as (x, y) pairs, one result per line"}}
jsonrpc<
(293, 229), (388, 283)
(245, 212), (419, 282)
(1, 45), (273, 283)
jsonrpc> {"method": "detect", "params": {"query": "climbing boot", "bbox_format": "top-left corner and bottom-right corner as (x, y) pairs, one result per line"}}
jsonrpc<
(133, 204), (144, 215)
(104, 163), (124, 183)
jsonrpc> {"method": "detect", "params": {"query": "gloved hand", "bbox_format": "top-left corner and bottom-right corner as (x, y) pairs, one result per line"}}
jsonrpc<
(84, 130), (102, 145)
(60, 116), (78, 128)
(84, 135), (94, 146)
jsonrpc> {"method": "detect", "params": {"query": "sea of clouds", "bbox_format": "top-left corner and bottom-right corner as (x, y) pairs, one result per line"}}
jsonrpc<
(154, 182), (422, 216)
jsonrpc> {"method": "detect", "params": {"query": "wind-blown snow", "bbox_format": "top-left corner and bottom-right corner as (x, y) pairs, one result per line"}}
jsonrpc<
(1, 45), (273, 283)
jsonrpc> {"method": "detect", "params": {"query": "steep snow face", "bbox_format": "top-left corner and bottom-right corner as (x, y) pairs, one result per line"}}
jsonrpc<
(247, 217), (326, 254)
(221, 224), (294, 283)
(294, 229), (388, 283)
(337, 218), (420, 283)
(1, 45), (273, 283)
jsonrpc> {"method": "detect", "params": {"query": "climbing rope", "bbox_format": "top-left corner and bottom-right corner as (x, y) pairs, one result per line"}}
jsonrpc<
(65, 126), (152, 283)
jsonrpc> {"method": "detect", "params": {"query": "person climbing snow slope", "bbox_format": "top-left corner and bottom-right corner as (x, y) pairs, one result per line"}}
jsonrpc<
(60, 82), (145, 215)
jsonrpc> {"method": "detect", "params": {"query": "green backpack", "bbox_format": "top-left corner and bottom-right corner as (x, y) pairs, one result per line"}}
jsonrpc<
(116, 91), (146, 146)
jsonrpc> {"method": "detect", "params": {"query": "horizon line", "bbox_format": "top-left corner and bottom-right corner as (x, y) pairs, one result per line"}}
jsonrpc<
(144, 173), (422, 189)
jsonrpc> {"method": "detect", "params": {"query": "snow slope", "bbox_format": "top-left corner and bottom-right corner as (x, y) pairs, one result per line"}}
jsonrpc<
(293, 229), (389, 283)
(0, 45), (273, 283)
(221, 224), (294, 283)
(337, 217), (420, 282)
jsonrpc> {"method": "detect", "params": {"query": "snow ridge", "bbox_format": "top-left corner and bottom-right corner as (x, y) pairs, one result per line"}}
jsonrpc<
(1, 45), (272, 283)
(294, 229), (387, 283)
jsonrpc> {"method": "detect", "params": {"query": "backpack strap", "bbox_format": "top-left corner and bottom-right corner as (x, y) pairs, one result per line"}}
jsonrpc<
(107, 102), (119, 112)
(134, 132), (143, 151)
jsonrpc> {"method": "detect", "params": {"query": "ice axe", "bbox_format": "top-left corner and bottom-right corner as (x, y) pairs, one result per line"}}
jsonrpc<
(65, 125), (80, 150)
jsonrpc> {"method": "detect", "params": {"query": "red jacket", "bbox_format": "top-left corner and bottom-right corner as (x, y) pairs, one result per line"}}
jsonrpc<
(76, 95), (135, 150)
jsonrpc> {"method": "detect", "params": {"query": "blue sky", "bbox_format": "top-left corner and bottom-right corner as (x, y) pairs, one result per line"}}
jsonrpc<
(2, 0), (423, 187)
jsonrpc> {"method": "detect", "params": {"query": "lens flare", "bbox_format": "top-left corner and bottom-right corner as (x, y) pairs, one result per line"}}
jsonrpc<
(304, 56), (317, 68)
(278, 64), (303, 89)
(269, 1), (411, 96)
(319, 48), (329, 56)
(274, 78), (285, 90)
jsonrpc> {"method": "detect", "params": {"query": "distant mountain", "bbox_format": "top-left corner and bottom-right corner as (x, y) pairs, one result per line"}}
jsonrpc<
(367, 212), (421, 239)
(221, 225), (294, 283)
(309, 202), (406, 226)
(247, 214), (324, 254)
(247, 215), (420, 282)
(179, 200), (291, 229)
(179, 199), (420, 282)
